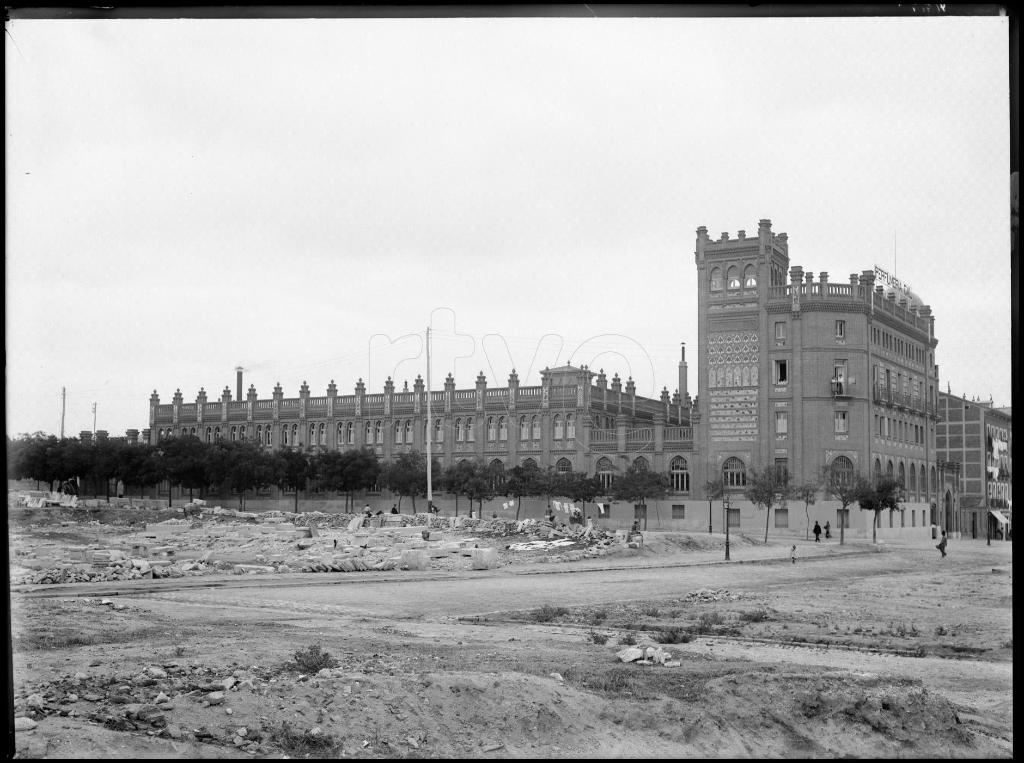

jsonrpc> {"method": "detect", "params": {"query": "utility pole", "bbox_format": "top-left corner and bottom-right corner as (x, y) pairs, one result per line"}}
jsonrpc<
(425, 326), (433, 514)
(92, 402), (97, 438)
(724, 493), (731, 561)
(60, 387), (66, 439)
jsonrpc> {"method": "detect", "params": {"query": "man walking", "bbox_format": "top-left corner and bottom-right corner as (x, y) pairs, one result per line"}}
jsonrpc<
(936, 529), (948, 558)
(813, 521), (822, 543)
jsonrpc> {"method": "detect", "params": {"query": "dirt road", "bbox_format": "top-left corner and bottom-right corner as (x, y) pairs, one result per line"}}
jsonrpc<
(10, 533), (1013, 759)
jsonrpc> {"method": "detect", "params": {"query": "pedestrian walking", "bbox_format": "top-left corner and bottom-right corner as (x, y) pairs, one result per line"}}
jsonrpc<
(791, 544), (797, 564)
(936, 529), (948, 558)
(824, 521), (831, 540)
(813, 521), (822, 543)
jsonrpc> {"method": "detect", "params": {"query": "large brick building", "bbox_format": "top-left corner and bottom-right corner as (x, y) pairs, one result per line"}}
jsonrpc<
(145, 219), (954, 538)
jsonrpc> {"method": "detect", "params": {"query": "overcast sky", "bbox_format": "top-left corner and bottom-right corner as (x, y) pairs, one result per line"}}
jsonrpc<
(5, 13), (1012, 440)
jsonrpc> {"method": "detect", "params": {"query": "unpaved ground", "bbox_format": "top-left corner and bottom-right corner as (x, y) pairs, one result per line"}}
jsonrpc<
(8, 508), (1013, 759)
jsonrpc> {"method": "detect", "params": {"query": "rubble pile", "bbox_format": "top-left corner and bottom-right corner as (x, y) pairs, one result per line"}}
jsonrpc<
(683, 588), (741, 603)
(11, 657), (281, 754)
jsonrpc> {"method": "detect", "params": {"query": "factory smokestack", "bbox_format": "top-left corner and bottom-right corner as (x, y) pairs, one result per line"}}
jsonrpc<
(236, 366), (243, 402)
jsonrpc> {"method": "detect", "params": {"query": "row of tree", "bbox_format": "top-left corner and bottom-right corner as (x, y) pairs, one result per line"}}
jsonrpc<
(708, 465), (906, 545)
(6, 434), (672, 517)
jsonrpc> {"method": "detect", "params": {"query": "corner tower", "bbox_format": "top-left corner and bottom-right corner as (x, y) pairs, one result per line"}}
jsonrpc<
(694, 219), (790, 490)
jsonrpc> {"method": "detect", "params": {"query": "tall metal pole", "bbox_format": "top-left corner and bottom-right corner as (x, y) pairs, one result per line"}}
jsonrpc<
(724, 494), (731, 560)
(708, 498), (713, 534)
(425, 326), (433, 513)
(60, 387), (66, 440)
(92, 402), (97, 437)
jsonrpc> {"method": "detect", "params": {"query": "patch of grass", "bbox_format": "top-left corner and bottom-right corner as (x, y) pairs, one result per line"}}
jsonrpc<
(290, 643), (338, 673)
(618, 632), (638, 646)
(530, 604), (570, 623)
(651, 626), (692, 644)
(934, 625), (947, 637)
(588, 631), (610, 645)
(588, 609), (608, 624)
(739, 608), (771, 623)
(269, 721), (338, 757)
(639, 604), (660, 617)
(886, 621), (919, 638)
(693, 612), (725, 634)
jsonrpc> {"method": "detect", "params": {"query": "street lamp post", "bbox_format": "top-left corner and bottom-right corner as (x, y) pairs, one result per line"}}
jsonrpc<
(708, 498), (713, 534)
(724, 493), (731, 561)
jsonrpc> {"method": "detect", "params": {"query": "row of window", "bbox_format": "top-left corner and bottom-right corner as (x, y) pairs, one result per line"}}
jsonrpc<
(709, 265), (757, 292)
(774, 320), (846, 342)
(872, 325), (930, 367)
(876, 414), (928, 445)
(773, 410), (849, 436)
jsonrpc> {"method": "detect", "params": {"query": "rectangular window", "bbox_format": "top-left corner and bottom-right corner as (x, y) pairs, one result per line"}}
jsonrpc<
(774, 360), (788, 384)
(835, 319), (846, 338)
(671, 504), (686, 519)
(774, 458), (789, 483)
(774, 322), (786, 341)
(834, 411), (848, 433)
(911, 510), (916, 527)
(774, 508), (789, 528)
(775, 411), (788, 436)
(727, 508), (741, 528)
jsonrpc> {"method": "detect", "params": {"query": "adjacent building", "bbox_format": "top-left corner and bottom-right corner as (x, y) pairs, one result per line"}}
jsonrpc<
(936, 392), (1012, 540)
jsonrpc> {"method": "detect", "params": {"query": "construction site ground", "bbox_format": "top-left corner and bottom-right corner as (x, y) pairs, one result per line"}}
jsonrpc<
(8, 501), (1014, 759)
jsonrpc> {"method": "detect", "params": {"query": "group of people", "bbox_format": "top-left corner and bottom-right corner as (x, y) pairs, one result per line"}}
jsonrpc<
(812, 521), (832, 542)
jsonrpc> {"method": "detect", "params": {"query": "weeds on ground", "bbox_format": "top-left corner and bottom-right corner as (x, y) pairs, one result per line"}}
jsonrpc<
(886, 621), (919, 637)
(289, 644), (339, 673)
(618, 632), (638, 646)
(588, 631), (610, 645)
(739, 608), (771, 623)
(269, 720), (338, 757)
(692, 612), (725, 634)
(651, 626), (692, 644)
(589, 609), (608, 624)
(530, 605), (570, 623)
(639, 605), (660, 617)
(934, 625), (947, 637)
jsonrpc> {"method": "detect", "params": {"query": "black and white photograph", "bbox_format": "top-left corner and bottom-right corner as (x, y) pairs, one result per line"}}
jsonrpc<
(6, 5), (1014, 759)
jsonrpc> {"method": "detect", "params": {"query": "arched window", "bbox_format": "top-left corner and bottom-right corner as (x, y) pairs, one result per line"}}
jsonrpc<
(556, 457), (572, 474)
(365, 421), (373, 444)
(566, 414), (575, 441)
(281, 425), (288, 446)
(633, 456), (649, 472)
(215, 426), (222, 443)
(465, 417), (474, 442)
(190, 426), (197, 436)
(206, 427), (213, 443)
(897, 462), (906, 490)
(553, 414), (563, 440)
(743, 265), (757, 288)
(292, 424), (299, 446)
(723, 457), (746, 488)
(395, 421), (403, 444)
(230, 426), (237, 442)
(344, 422), (354, 445)
(531, 416), (540, 440)
(309, 424), (316, 445)
(520, 416), (529, 440)
(727, 266), (741, 290)
(266, 426), (273, 447)
(670, 456), (690, 493)
(597, 456), (615, 490)
(522, 457), (538, 469)
(830, 456), (854, 487)
(886, 460), (894, 480)
(237, 425), (244, 441)
(710, 267), (723, 292)
(488, 459), (505, 491)
(498, 417), (507, 441)
(487, 417), (497, 442)
(255, 425), (262, 445)
(404, 420), (412, 444)
(434, 418), (443, 443)
(455, 418), (464, 442)
(375, 420), (382, 444)
(873, 458), (882, 484)
(909, 464), (918, 499)
(318, 423), (325, 446)
(930, 465), (936, 494)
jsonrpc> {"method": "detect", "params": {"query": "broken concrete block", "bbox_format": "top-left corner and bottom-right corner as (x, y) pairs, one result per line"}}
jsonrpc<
(470, 547), (498, 570)
(616, 646), (644, 663)
(400, 549), (429, 571)
(14, 717), (37, 731)
(205, 691), (225, 705)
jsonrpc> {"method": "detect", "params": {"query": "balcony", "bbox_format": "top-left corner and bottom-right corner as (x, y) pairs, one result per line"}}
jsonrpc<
(830, 380), (852, 399)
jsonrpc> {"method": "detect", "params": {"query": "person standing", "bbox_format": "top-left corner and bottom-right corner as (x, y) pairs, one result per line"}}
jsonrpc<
(824, 521), (831, 540)
(936, 529), (948, 558)
(790, 544), (797, 564)
(813, 521), (822, 543)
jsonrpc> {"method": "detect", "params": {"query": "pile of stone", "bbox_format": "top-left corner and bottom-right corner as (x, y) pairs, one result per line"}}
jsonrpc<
(615, 645), (682, 667)
(683, 588), (741, 602)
